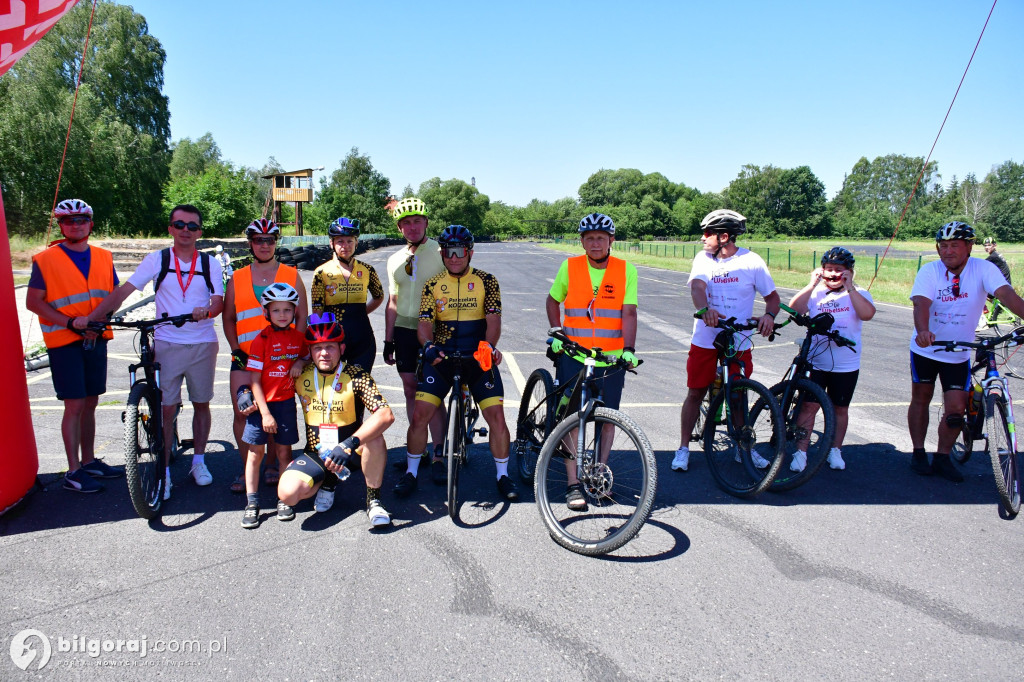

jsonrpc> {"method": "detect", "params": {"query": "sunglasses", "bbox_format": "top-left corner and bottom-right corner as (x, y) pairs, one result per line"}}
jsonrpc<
(952, 273), (960, 298)
(59, 216), (91, 225)
(170, 220), (202, 232)
(404, 254), (417, 278)
(442, 246), (468, 259)
(250, 236), (276, 245)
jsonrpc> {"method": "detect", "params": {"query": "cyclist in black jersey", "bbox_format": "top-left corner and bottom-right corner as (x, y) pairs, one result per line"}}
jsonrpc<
(393, 225), (518, 502)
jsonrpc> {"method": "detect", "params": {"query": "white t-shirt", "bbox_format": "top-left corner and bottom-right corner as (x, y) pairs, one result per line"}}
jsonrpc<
(688, 248), (776, 350)
(909, 257), (1008, 363)
(127, 249), (224, 344)
(806, 285), (873, 372)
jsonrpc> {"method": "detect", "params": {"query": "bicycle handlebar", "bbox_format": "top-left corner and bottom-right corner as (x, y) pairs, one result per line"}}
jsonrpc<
(932, 326), (1024, 354)
(692, 308), (759, 332)
(99, 313), (197, 331)
(774, 303), (856, 348)
(547, 330), (642, 370)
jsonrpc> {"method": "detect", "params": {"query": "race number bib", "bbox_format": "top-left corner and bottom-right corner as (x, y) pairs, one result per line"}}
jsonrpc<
(319, 424), (339, 450)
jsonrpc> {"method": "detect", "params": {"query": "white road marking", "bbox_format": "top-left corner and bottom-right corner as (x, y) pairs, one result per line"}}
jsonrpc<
(26, 371), (53, 385)
(503, 352), (528, 395)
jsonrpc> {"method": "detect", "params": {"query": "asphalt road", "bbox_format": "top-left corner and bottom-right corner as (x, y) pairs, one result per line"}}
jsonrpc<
(3, 242), (1023, 680)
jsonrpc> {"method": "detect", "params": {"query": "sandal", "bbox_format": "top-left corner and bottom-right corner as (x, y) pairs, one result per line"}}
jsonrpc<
(264, 467), (280, 486)
(565, 484), (588, 511)
(229, 475), (244, 494)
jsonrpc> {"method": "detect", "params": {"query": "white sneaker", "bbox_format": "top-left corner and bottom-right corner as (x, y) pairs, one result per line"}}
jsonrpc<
(828, 448), (846, 470)
(790, 449), (807, 472)
(190, 462), (213, 486)
(314, 487), (335, 513)
(367, 499), (391, 527)
(163, 477), (172, 501)
(671, 447), (690, 471)
(750, 449), (770, 469)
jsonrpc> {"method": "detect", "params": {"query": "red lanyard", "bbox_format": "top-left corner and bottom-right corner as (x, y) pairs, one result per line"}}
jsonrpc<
(174, 251), (198, 302)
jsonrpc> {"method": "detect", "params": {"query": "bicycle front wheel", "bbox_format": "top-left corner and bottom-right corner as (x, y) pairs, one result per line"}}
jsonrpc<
(124, 381), (165, 519)
(534, 407), (657, 556)
(703, 378), (785, 498)
(446, 398), (463, 520)
(999, 334), (1024, 380)
(985, 394), (1021, 517)
(515, 368), (555, 482)
(768, 378), (835, 491)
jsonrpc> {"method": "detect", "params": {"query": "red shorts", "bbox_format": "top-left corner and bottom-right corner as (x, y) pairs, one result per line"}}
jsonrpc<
(686, 345), (753, 389)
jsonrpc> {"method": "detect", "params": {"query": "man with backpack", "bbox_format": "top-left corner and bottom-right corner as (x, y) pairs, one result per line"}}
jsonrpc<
(90, 204), (224, 498)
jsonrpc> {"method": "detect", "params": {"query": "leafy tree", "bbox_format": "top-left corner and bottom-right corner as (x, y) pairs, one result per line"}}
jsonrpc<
(724, 164), (829, 237)
(162, 163), (263, 237)
(0, 0), (170, 235)
(306, 147), (391, 234)
(985, 160), (1024, 242)
(169, 133), (222, 180)
(419, 177), (490, 232)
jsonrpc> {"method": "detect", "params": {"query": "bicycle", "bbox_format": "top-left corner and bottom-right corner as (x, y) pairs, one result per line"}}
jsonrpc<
(94, 313), (196, 519)
(516, 330), (656, 556)
(436, 351), (488, 520)
(763, 303), (855, 491)
(976, 297), (1024, 379)
(933, 328), (1023, 517)
(689, 310), (785, 498)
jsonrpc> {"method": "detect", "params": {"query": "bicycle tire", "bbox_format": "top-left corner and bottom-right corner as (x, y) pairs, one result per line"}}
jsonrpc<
(534, 406), (657, 556)
(691, 389), (711, 442)
(767, 378), (835, 491)
(951, 421), (974, 465)
(703, 378), (785, 498)
(515, 368), (555, 482)
(446, 398), (462, 520)
(985, 394), (1021, 517)
(999, 335), (1024, 380)
(124, 381), (165, 519)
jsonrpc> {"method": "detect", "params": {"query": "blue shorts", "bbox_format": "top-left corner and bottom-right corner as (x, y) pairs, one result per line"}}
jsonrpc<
(47, 339), (108, 400)
(242, 398), (300, 446)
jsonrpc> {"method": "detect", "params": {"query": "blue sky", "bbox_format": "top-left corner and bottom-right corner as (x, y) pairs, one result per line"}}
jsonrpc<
(124, 0), (1022, 206)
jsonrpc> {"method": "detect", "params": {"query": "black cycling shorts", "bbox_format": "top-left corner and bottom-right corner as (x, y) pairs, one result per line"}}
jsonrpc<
(393, 326), (420, 374)
(416, 357), (504, 410)
(807, 369), (860, 408)
(910, 352), (970, 392)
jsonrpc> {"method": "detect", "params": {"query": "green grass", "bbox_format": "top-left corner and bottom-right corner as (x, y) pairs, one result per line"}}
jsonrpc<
(541, 239), (1024, 307)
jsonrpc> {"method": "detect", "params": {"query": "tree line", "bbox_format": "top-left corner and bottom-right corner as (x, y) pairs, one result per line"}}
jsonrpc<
(2, 1), (1022, 244)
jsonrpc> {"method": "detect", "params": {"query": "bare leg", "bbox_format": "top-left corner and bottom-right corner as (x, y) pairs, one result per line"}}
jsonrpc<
(61, 397), (87, 471)
(908, 382), (936, 451)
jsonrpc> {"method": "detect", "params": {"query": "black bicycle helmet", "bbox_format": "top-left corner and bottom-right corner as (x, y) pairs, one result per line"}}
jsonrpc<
(438, 225), (474, 249)
(821, 246), (855, 269)
(700, 209), (747, 235)
(936, 221), (975, 243)
(578, 213), (615, 235)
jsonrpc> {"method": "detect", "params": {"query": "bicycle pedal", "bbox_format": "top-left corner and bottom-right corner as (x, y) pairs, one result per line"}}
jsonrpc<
(180, 439), (194, 449)
(477, 427), (488, 437)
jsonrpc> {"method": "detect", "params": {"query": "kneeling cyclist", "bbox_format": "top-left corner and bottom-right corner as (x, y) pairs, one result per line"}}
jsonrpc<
(394, 225), (518, 502)
(277, 313), (395, 526)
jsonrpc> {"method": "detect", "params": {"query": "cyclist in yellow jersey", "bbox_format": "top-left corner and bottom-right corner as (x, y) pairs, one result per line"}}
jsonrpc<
(393, 225), (519, 502)
(311, 217), (384, 371)
(277, 313), (395, 525)
(384, 197), (447, 469)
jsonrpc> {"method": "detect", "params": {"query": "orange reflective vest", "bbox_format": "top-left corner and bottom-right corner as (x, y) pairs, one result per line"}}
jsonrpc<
(232, 264), (298, 353)
(33, 245), (115, 349)
(563, 255), (625, 352)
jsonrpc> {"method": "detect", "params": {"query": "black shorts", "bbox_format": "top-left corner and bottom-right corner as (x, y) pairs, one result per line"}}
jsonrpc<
(555, 353), (626, 412)
(345, 342), (375, 375)
(394, 326), (420, 374)
(284, 453), (329, 490)
(416, 357), (505, 410)
(48, 339), (108, 400)
(807, 369), (860, 408)
(910, 352), (970, 392)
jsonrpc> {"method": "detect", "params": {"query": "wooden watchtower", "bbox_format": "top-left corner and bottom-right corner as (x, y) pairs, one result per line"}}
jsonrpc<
(262, 168), (314, 236)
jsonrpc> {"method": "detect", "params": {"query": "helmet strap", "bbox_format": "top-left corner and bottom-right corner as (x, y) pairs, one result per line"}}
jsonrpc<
(252, 250), (276, 264)
(588, 253), (610, 265)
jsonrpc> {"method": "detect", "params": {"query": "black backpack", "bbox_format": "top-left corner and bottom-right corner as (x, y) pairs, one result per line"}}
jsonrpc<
(154, 248), (215, 295)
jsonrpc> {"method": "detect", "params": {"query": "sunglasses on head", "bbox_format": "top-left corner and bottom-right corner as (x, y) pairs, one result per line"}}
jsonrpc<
(442, 246), (468, 259)
(59, 215), (91, 225)
(250, 236), (276, 245)
(404, 254), (416, 277)
(952, 273), (961, 298)
(170, 220), (201, 232)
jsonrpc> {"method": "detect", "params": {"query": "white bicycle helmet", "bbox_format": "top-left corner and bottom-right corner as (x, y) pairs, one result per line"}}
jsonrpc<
(700, 209), (747, 235)
(936, 221), (975, 242)
(54, 199), (93, 218)
(578, 213), (615, 235)
(260, 282), (299, 307)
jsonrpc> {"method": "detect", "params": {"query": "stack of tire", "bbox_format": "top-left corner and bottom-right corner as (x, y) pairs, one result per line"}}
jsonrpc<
(277, 244), (332, 271)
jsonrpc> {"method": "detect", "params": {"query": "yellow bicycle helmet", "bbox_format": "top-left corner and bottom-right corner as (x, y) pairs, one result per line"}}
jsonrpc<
(393, 197), (427, 222)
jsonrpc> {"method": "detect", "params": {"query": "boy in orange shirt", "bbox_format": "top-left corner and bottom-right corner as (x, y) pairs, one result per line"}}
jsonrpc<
(241, 283), (308, 528)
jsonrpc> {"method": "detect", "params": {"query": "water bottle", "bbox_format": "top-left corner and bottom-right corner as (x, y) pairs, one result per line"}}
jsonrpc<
(320, 445), (350, 481)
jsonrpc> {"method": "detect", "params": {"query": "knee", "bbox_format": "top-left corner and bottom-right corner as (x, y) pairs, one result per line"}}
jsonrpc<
(410, 404), (435, 429)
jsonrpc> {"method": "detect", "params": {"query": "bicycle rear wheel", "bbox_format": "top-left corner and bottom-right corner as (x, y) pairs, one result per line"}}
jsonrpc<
(124, 381), (165, 519)
(515, 368), (555, 482)
(703, 378), (785, 498)
(767, 378), (835, 491)
(691, 390), (712, 442)
(999, 333), (1024, 380)
(534, 407), (657, 556)
(446, 398), (463, 520)
(985, 394), (1021, 517)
